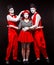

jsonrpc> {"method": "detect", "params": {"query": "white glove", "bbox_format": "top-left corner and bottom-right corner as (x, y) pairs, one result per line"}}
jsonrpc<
(18, 11), (24, 16)
(22, 28), (26, 31)
(22, 27), (29, 31)
(36, 26), (44, 29)
(29, 26), (34, 29)
(7, 25), (12, 27)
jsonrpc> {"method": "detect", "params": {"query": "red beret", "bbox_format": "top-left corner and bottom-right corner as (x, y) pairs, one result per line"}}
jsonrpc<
(22, 10), (30, 14)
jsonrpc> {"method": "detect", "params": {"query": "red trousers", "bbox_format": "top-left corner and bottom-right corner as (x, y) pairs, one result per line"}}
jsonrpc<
(34, 29), (48, 58)
(5, 28), (18, 60)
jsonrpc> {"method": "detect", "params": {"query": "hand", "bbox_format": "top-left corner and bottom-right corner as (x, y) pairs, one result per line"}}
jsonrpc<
(15, 27), (18, 29)
(7, 25), (18, 29)
(22, 28), (27, 31)
(20, 10), (24, 14)
(19, 10), (24, 15)
(24, 27), (29, 30)
(29, 26), (35, 30)
(7, 25), (9, 27)
(36, 26), (44, 29)
(7, 25), (12, 27)
(22, 27), (29, 31)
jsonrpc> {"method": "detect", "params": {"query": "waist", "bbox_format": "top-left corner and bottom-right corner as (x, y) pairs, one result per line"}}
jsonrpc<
(8, 24), (16, 26)
(34, 28), (42, 32)
(8, 25), (17, 30)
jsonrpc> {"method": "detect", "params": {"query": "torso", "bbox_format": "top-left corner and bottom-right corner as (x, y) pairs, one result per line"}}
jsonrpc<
(20, 19), (32, 28)
(7, 14), (17, 26)
(31, 12), (42, 26)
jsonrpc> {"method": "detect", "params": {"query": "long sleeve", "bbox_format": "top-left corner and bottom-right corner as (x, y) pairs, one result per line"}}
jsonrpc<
(18, 21), (22, 29)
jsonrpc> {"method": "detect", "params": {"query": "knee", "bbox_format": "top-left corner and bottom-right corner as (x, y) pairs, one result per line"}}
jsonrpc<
(27, 48), (30, 53)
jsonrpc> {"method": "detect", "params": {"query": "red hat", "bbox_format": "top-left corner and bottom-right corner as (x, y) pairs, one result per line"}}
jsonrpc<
(22, 10), (30, 14)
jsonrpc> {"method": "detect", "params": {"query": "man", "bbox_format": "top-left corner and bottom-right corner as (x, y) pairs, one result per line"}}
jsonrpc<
(5, 5), (23, 64)
(30, 3), (50, 63)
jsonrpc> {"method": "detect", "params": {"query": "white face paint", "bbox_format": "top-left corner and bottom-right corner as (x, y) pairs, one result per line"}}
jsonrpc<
(9, 8), (14, 14)
(24, 13), (29, 19)
(30, 8), (36, 14)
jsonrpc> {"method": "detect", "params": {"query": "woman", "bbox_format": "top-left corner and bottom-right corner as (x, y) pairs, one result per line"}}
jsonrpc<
(18, 10), (34, 63)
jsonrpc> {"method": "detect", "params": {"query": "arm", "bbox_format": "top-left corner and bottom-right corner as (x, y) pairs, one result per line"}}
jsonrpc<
(8, 21), (22, 30)
(7, 11), (24, 22)
(30, 14), (41, 29)
(18, 21), (22, 29)
(7, 25), (18, 29)
(17, 11), (24, 21)
(36, 26), (44, 29)
(7, 15), (20, 22)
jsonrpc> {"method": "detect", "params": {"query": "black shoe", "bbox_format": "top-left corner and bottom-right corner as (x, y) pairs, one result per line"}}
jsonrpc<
(46, 59), (50, 63)
(34, 59), (40, 62)
(13, 60), (21, 64)
(32, 59), (40, 64)
(23, 61), (26, 64)
(5, 60), (9, 64)
(23, 61), (29, 64)
(17, 60), (21, 62)
(26, 61), (29, 64)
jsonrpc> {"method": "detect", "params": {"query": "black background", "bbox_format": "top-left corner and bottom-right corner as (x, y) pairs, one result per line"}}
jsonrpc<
(0, 0), (54, 64)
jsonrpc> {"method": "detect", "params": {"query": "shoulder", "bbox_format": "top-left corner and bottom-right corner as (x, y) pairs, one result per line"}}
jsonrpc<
(36, 13), (41, 17)
(7, 14), (11, 18)
(36, 13), (41, 19)
(6, 14), (11, 20)
(7, 14), (10, 17)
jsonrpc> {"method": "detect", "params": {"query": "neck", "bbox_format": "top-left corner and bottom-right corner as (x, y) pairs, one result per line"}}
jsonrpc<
(34, 11), (37, 14)
(24, 18), (29, 20)
(24, 19), (29, 22)
(33, 12), (37, 15)
(10, 13), (14, 16)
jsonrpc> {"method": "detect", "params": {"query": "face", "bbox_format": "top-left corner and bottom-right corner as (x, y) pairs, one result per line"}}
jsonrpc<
(9, 8), (14, 14)
(24, 13), (29, 19)
(30, 7), (36, 14)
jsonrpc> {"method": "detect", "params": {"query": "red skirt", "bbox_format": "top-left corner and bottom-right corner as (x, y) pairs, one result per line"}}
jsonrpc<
(18, 30), (34, 43)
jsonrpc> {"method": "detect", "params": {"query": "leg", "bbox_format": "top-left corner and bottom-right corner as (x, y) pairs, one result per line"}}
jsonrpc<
(40, 47), (50, 63)
(5, 32), (13, 61)
(40, 31), (48, 59)
(41, 47), (48, 59)
(5, 42), (13, 61)
(34, 41), (40, 60)
(13, 36), (18, 60)
(21, 43), (26, 62)
(5, 31), (13, 64)
(40, 31), (50, 63)
(34, 32), (41, 60)
(26, 43), (30, 61)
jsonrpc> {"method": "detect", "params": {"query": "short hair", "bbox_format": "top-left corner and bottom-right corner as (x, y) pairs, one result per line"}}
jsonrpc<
(7, 5), (13, 11)
(30, 3), (36, 8)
